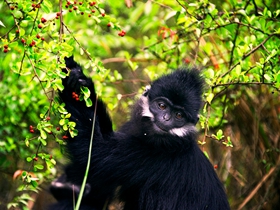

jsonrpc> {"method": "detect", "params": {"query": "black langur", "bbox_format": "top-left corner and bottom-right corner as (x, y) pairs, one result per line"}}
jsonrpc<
(50, 56), (230, 210)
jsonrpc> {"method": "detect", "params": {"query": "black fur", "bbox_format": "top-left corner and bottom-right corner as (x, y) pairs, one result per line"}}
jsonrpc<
(49, 56), (230, 210)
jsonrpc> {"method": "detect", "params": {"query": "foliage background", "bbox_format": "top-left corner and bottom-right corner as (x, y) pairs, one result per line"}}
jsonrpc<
(0, 0), (280, 209)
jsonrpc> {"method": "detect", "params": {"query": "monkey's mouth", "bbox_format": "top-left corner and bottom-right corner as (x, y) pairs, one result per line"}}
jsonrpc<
(153, 122), (168, 134)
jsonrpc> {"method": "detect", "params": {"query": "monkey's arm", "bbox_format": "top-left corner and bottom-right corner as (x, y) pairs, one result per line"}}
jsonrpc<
(59, 56), (113, 176)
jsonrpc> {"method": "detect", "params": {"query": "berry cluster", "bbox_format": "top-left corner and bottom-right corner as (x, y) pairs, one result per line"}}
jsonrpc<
(29, 40), (36, 47)
(118, 30), (126, 37)
(3, 45), (8, 53)
(56, 12), (61, 19)
(72, 92), (80, 101)
(29, 125), (35, 133)
(31, 2), (41, 11)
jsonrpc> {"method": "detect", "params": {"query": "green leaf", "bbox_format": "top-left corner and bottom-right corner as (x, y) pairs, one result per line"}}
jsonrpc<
(59, 118), (65, 125)
(61, 42), (74, 52)
(40, 138), (47, 146)
(40, 130), (47, 139)
(235, 64), (241, 76)
(206, 92), (214, 104)
(81, 86), (91, 99)
(26, 157), (33, 162)
(34, 164), (44, 170)
(85, 98), (93, 107)
(69, 129), (78, 138)
(54, 79), (64, 91)
(264, 74), (271, 81)
(31, 180), (38, 188)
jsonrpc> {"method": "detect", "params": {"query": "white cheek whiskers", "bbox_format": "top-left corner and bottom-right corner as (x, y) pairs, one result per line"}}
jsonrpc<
(140, 96), (154, 119)
(169, 125), (197, 137)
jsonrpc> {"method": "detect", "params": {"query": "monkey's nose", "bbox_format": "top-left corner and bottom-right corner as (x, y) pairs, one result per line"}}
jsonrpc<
(163, 113), (171, 121)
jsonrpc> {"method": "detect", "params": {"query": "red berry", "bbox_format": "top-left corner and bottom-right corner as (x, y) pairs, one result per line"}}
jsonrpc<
(74, 1), (77, 4)
(16, 29), (19, 33)
(62, 135), (69, 140)
(38, 24), (43, 29)
(73, 6), (77, 10)
(65, 5), (69, 8)
(36, 34), (40, 39)
(89, 2), (96, 6)
(10, 6), (15, 10)
(107, 23), (111, 27)
(41, 37), (45, 41)
(214, 164), (218, 169)
(32, 3), (36, 7)
(67, 1), (71, 5)
(88, 14), (91, 17)
(4, 45), (8, 49)
(56, 127), (60, 131)
(184, 58), (190, 64)
(46, 116), (51, 121)
(56, 12), (61, 16)
(50, 155), (53, 159)
(69, 9), (72, 12)
(91, 10), (95, 13)
(41, 17), (46, 23)
(79, 2), (83, 5)
(101, 13), (105, 17)
(21, 38), (26, 44)
(36, 4), (40, 8)
(80, 12), (84, 15)
(33, 157), (38, 161)
(3, 49), (8, 53)
(29, 125), (33, 129)
(30, 129), (35, 133)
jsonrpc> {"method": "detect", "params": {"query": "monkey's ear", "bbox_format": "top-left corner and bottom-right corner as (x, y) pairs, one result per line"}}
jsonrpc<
(142, 85), (151, 96)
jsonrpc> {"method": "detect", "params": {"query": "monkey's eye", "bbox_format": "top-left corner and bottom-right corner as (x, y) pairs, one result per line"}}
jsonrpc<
(175, 112), (183, 119)
(158, 102), (166, 110)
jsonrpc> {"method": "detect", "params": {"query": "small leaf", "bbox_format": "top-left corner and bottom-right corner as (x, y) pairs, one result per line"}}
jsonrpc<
(59, 119), (65, 125)
(85, 98), (93, 107)
(235, 64), (241, 76)
(40, 138), (47, 146)
(26, 157), (33, 162)
(81, 87), (91, 99)
(31, 180), (38, 188)
(206, 92), (214, 104)
(40, 130), (47, 139)
(34, 164), (44, 170)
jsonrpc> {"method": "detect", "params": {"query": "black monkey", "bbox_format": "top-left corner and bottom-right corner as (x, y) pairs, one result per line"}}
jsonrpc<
(50, 56), (230, 210)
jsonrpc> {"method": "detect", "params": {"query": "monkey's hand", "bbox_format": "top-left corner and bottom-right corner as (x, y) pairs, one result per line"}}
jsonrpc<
(63, 56), (95, 94)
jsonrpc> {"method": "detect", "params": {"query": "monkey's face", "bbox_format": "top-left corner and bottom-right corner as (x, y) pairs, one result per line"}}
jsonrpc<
(141, 96), (197, 137)
(149, 97), (186, 132)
